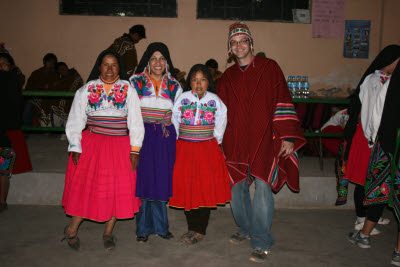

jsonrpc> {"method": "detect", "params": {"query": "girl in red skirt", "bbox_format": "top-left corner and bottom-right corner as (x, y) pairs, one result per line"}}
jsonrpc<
(170, 64), (231, 244)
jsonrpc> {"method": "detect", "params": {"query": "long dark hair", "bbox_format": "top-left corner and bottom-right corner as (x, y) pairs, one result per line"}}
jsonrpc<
(86, 49), (129, 82)
(343, 44), (400, 159)
(183, 64), (216, 94)
(135, 42), (177, 79)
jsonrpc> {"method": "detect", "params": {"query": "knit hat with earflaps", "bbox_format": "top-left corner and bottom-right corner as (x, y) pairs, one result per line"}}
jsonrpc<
(227, 22), (254, 57)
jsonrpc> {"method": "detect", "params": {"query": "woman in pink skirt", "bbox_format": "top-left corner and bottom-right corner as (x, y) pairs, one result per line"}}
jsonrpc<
(61, 50), (144, 251)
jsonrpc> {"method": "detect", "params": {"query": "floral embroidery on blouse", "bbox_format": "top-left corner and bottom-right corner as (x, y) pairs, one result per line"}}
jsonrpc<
(378, 71), (391, 85)
(131, 72), (180, 102)
(88, 84), (104, 110)
(178, 98), (217, 126)
(86, 83), (128, 112)
(107, 83), (128, 108)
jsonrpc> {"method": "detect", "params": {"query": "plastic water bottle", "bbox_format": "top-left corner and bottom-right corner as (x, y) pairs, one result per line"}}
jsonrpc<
(295, 76), (302, 98)
(287, 76), (294, 97)
(302, 76), (309, 98)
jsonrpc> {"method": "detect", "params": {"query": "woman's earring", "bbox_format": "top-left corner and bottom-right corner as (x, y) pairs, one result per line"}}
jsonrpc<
(147, 62), (151, 75)
(166, 62), (169, 73)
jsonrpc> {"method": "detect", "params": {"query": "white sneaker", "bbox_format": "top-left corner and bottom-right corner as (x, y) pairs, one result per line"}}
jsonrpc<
(354, 221), (381, 236)
(378, 217), (391, 225)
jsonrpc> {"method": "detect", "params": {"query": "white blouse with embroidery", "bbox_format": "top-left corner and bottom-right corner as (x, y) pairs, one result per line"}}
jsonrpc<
(66, 78), (145, 153)
(172, 91), (228, 144)
(359, 70), (391, 146)
(129, 72), (183, 110)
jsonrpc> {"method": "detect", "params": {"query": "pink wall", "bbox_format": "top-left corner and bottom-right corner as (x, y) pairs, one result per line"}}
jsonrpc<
(1, 0), (398, 95)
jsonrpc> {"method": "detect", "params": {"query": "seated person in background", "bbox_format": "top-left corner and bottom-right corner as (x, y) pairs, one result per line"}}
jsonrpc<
(0, 43), (25, 88)
(256, 52), (267, 58)
(173, 67), (186, 88)
(24, 53), (59, 127)
(205, 59), (222, 84)
(320, 108), (349, 155)
(107, 24), (146, 77)
(51, 62), (84, 129)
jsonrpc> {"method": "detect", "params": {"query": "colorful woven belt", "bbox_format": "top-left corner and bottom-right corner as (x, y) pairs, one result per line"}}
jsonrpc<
(87, 116), (128, 136)
(141, 107), (172, 138)
(179, 124), (214, 142)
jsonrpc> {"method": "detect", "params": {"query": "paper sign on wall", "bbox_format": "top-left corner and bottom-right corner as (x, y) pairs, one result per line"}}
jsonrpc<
(343, 20), (371, 58)
(312, 0), (345, 39)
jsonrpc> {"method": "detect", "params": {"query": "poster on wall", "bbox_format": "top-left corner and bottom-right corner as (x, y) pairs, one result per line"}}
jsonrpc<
(343, 20), (371, 59)
(312, 0), (345, 39)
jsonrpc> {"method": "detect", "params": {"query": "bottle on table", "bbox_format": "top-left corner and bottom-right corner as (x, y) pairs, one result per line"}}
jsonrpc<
(294, 76), (302, 98)
(302, 76), (309, 98)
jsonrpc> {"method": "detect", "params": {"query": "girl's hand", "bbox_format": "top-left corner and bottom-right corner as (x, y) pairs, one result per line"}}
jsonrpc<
(130, 153), (139, 171)
(71, 152), (81, 165)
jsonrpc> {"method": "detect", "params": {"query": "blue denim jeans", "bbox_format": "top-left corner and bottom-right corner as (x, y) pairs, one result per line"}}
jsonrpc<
(230, 177), (274, 251)
(136, 199), (169, 237)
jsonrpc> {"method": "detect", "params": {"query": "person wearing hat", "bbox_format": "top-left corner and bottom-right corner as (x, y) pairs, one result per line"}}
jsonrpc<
(217, 22), (306, 263)
(130, 42), (183, 243)
(108, 24), (146, 76)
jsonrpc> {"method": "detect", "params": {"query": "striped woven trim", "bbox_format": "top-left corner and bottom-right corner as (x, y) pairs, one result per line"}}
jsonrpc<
(87, 116), (128, 136)
(267, 157), (278, 187)
(179, 124), (214, 142)
(141, 107), (172, 125)
(273, 103), (298, 121)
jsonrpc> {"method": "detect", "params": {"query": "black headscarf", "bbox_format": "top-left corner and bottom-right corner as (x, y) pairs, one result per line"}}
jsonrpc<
(135, 42), (177, 79)
(86, 49), (129, 82)
(343, 45), (400, 159)
(183, 64), (216, 94)
(377, 62), (400, 157)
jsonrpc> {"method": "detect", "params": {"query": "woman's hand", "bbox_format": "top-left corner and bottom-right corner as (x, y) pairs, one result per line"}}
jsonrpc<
(130, 153), (139, 171)
(71, 152), (81, 165)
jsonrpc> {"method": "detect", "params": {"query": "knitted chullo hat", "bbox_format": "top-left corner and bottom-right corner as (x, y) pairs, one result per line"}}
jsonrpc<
(228, 22), (254, 57)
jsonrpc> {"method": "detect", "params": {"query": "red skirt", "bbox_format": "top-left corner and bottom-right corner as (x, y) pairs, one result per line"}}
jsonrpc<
(7, 130), (32, 174)
(62, 130), (141, 222)
(345, 123), (372, 185)
(169, 139), (231, 211)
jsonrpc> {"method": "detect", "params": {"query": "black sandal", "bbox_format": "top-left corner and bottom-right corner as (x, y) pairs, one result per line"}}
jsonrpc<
(183, 232), (204, 245)
(180, 231), (194, 243)
(103, 235), (116, 250)
(61, 225), (81, 251)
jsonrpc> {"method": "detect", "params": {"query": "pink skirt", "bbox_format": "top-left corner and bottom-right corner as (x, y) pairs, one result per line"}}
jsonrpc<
(345, 123), (372, 185)
(62, 130), (141, 222)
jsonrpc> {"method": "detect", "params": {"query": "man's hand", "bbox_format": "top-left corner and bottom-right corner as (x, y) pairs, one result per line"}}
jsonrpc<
(130, 153), (139, 171)
(71, 152), (81, 165)
(277, 141), (294, 158)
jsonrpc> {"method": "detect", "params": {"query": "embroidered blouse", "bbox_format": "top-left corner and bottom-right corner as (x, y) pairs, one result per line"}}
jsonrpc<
(172, 91), (227, 144)
(129, 71), (183, 111)
(66, 78), (145, 153)
(359, 70), (391, 146)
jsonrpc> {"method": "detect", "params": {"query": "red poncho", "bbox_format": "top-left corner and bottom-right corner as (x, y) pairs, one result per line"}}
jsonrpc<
(217, 56), (306, 192)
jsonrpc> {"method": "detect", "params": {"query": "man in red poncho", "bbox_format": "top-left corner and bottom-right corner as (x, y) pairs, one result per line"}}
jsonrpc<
(217, 22), (306, 263)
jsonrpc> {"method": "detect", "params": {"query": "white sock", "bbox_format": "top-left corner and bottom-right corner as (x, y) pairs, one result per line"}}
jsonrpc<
(360, 232), (369, 238)
(356, 217), (365, 223)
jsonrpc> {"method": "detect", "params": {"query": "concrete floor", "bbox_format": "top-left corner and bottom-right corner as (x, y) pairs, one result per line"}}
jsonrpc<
(0, 205), (398, 267)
